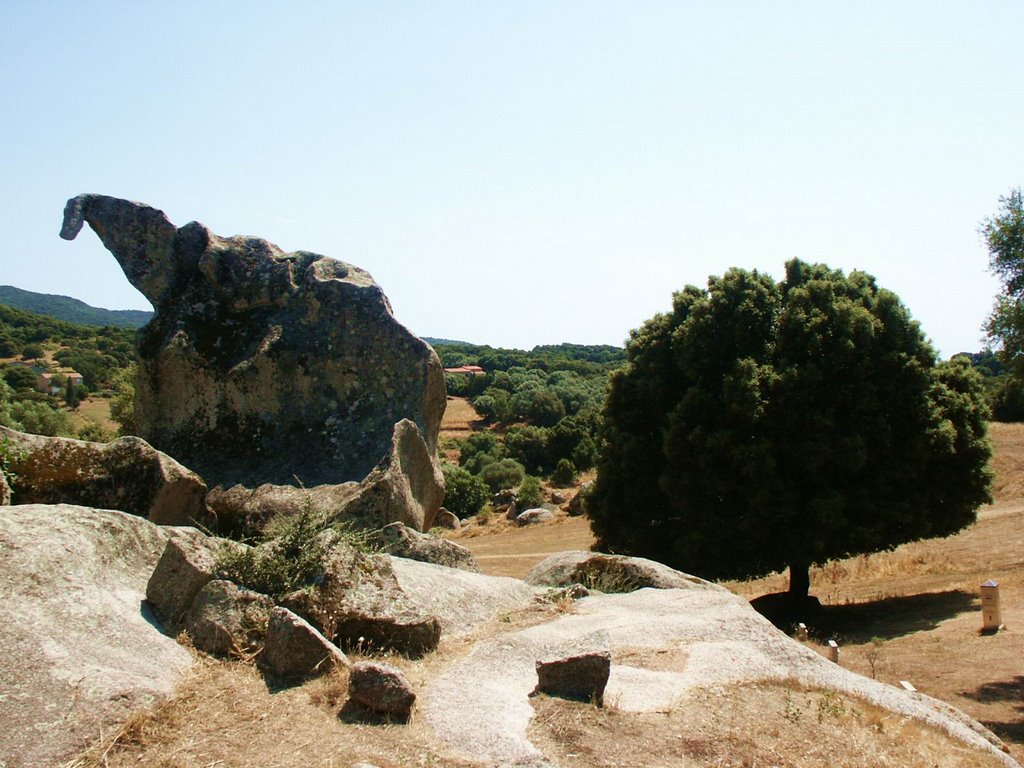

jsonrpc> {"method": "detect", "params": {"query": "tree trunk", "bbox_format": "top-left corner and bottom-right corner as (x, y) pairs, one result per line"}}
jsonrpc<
(788, 562), (810, 600)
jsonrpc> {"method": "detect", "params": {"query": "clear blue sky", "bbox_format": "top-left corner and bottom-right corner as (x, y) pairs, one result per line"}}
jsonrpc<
(2, 2), (1022, 355)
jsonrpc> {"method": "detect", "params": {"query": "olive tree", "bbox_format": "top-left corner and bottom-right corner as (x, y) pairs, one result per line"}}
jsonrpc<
(588, 260), (992, 599)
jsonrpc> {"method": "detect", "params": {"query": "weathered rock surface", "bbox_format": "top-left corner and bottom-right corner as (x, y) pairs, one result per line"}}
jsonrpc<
(347, 661), (416, 718)
(388, 556), (535, 635)
(185, 579), (275, 657)
(146, 535), (242, 632)
(280, 546), (443, 657)
(206, 481), (361, 540)
(0, 505), (196, 768)
(534, 630), (611, 705)
(423, 570), (1017, 768)
(262, 606), (349, 680)
(525, 550), (716, 592)
(0, 470), (9, 505)
(516, 507), (554, 526)
(60, 194), (446, 510)
(370, 521), (479, 572)
(434, 507), (460, 530)
(1, 425), (207, 525)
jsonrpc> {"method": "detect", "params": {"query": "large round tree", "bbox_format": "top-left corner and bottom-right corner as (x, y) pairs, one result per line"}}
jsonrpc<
(588, 260), (992, 599)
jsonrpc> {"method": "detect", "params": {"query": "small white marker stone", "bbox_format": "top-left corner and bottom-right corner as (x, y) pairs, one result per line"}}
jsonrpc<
(827, 639), (839, 664)
(900, 681), (916, 692)
(796, 622), (808, 641)
(981, 580), (1003, 632)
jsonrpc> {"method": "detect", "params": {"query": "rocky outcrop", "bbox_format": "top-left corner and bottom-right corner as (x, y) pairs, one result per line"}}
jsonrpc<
(0, 505), (196, 768)
(0, 471), (9, 505)
(185, 579), (275, 657)
(347, 662), (417, 719)
(434, 508), (460, 530)
(262, 606), (349, 680)
(423, 570), (1018, 768)
(279, 546), (443, 657)
(1, 426), (207, 525)
(516, 508), (554, 526)
(370, 521), (479, 572)
(525, 550), (717, 593)
(61, 194), (446, 529)
(146, 535), (243, 632)
(534, 631), (611, 705)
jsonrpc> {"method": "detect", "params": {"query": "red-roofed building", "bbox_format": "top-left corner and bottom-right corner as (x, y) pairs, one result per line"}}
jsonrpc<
(443, 365), (485, 375)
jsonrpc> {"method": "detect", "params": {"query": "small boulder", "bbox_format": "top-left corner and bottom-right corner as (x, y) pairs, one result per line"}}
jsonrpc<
(516, 508), (554, 526)
(146, 535), (241, 632)
(550, 491), (567, 505)
(1, 426), (207, 525)
(534, 631), (611, 705)
(0, 471), (10, 506)
(370, 522), (479, 572)
(280, 545), (442, 657)
(262, 606), (349, 680)
(434, 508), (460, 530)
(347, 661), (416, 719)
(185, 579), (274, 657)
(526, 551), (717, 593)
(566, 483), (591, 517)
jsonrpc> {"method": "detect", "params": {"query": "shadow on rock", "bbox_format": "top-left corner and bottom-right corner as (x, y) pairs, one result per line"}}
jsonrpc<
(338, 699), (411, 726)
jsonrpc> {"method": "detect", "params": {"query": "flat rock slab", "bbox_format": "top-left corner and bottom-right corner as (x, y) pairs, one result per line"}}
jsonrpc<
(423, 586), (1017, 768)
(388, 555), (535, 636)
(0, 505), (197, 768)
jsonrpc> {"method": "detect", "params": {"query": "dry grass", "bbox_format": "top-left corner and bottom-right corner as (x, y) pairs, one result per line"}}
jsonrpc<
(65, 654), (479, 768)
(529, 681), (1008, 768)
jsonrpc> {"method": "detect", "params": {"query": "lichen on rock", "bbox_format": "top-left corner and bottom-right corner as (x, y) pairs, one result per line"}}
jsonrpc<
(61, 194), (446, 530)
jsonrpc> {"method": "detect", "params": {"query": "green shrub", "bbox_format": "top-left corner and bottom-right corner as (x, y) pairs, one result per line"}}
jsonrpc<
(215, 500), (376, 598)
(441, 462), (490, 518)
(551, 458), (576, 487)
(480, 458), (526, 492)
(518, 475), (544, 508)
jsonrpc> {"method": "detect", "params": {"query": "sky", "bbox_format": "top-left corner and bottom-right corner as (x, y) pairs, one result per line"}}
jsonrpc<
(2, 2), (1023, 356)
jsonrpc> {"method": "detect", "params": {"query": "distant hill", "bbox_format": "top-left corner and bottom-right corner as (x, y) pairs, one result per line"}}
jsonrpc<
(422, 336), (473, 346)
(0, 286), (153, 329)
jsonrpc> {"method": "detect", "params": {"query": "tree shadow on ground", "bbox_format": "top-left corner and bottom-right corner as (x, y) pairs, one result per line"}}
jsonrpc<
(750, 589), (978, 642)
(962, 676), (1024, 709)
(962, 676), (1024, 745)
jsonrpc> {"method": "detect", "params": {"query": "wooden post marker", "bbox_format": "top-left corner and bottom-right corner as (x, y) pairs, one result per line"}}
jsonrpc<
(827, 639), (839, 664)
(795, 623), (808, 641)
(981, 580), (1003, 633)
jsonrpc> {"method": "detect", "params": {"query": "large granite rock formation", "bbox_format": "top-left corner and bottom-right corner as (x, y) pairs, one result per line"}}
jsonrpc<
(0, 505), (198, 768)
(60, 194), (446, 530)
(0, 425), (207, 525)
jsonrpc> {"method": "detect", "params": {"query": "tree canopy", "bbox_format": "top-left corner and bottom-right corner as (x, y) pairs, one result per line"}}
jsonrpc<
(983, 188), (1024, 374)
(587, 260), (992, 598)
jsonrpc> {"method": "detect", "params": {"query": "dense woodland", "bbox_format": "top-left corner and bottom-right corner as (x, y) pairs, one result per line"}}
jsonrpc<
(0, 287), (1020, 526)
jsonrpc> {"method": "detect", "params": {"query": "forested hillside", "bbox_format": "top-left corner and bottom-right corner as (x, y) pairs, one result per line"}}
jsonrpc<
(0, 304), (136, 439)
(436, 342), (626, 518)
(0, 285), (152, 329)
